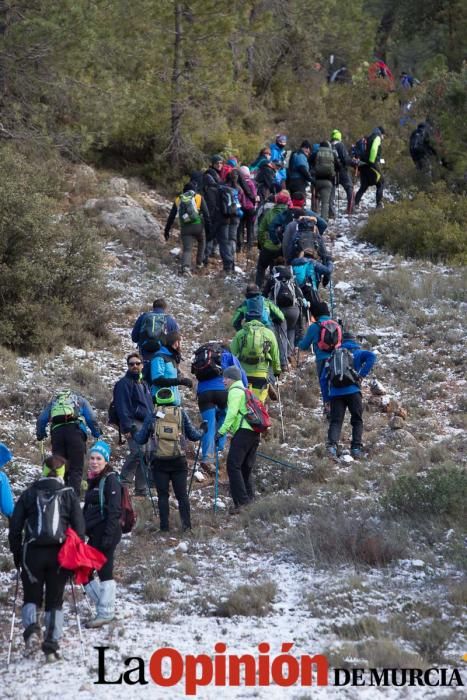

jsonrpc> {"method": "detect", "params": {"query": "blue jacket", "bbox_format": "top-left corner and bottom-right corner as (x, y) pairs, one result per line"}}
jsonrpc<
(298, 314), (333, 361)
(197, 351), (248, 394)
(0, 470), (14, 518)
(320, 340), (377, 400)
(288, 151), (311, 182)
(133, 408), (203, 445)
(291, 258), (333, 287)
(36, 394), (101, 441)
(113, 371), (154, 434)
(131, 308), (179, 350)
(150, 346), (181, 405)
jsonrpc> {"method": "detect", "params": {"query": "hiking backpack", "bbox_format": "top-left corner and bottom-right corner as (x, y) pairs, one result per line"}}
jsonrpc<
(271, 266), (296, 308)
(238, 322), (271, 365)
(292, 220), (320, 258)
(317, 319), (342, 352)
(327, 347), (360, 388)
(99, 474), (136, 534)
(50, 391), (80, 426)
(231, 188), (243, 218)
(154, 406), (184, 459)
(409, 129), (426, 158)
(178, 191), (201, 225)
(108, 400), (119, 427)
(314, 145), (336, 179)
(352, 137), (368, 162)
(25, 486), (72, 545)
(245, 296), (270, 325)
(239, 387), (271, 433)
(139, 312), (168, 353)
(219, 185), (238, 217)
(191, 342), (223, 381)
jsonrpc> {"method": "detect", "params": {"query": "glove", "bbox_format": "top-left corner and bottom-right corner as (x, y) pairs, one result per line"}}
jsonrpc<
(199, 420), (208, 434)
(164, 230), (170, 241)
(215, 432), (222, 445)
(180, 377), (193, 389)
(13, 550), (21, 569)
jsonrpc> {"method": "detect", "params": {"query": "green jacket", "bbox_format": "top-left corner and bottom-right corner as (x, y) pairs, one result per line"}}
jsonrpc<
(231, 297), (284, 331)
(218, 380), (252, 436)
(230, 322), (281, 379)
(257, 204), (288, 251)
(368, 135), (382, 165)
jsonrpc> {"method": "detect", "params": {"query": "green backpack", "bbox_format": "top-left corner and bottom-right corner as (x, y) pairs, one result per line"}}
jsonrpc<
(238, 321), (271, 365)
(315, 145), (336, 179)
(155, 407), (184, 459)
(178, 191), (201, 225)
(50, 391), (80, 426)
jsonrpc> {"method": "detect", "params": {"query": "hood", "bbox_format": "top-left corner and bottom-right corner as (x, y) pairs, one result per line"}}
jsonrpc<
(342, 339), (361, 351)
(35, 477), (65, 491)
(291, 258), (308, 267)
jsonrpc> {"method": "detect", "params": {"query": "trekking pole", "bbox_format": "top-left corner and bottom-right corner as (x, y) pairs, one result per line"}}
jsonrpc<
(6, 569), (20, 669)
(293, 348), (301, 400)
(329, 277), (335, 319)
(336, 178), (340, 219)
(276, 381), (286, 443)
(79, 585), (94, 615)
(70, 578), (85, 662)
(40, 440), (45, 464)
(213, 446), (220, 514)
(256, 451), (311, 473)
(137, 446), (158, 519)
(187, 439), (202, 497)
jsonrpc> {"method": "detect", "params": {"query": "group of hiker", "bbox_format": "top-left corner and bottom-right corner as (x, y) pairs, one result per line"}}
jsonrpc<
(0, 129), (384, 665)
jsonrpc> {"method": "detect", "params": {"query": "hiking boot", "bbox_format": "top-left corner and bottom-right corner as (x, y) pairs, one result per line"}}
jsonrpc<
(351, 448), (363, 459)
(24, 630), (42, 657)
(200, 462), (216, 476)
(267, 383), (278, 401)
(228, 504), (242, 516)
(327, 445), (338, 460)
(85, 616), (114, 629)
(181, 267), (193, 276)
(45, 651), (61, 663)
(376, 202), (384, 209)
(134, 490), (149, 497)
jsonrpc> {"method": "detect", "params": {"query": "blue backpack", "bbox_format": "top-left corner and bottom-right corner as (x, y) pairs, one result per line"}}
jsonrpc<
(231, 188), (243, 218)
(245, 296), (270, 326)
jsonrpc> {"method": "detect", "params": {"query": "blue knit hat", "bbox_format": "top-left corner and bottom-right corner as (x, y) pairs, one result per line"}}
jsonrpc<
(0, 443), (12, 469)
(89, 440), (111, 463)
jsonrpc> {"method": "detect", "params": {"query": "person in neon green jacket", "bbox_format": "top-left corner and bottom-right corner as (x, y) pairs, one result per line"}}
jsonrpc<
(355, 126), (385, 209)
(230, 321), (281, 403)
(217, 366), (260, 511)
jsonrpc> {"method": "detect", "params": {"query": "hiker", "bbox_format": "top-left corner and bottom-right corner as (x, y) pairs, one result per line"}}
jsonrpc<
(149, 330), (193, 403)
(286, 141), (314, 196)
(237, 166), (258, 251)
(193, 343), (247, 475)
(36, 391), (101, 497)
(82, 440), (121, 628)
(269, 191), (327, 251)
(0, 443), (14, 519)
(291, 248), (333, 303)
(216, 366), (261, 514)
(232, 283), (288, 371)
(298, 301), (341, 414)
(284, 215), (331, 267)
(255, 189), (291, 288)
(164, 184), (211, 275)
(320, 331), (376, 459)
(113, 352), (154, 497)
(133, 388), (205, 532)
(409, 122), (438, 176)
(270, 134), (288, 163)
(8, 454), (85, 662)
(255, 159), (281, 202)
(354, 127), (385, 209)
(310, 141), (338, 221)
(262, 265), (305, 360)
(202, 155), (224, 261)
(250, 146), (271, 175)
(217, 169), (244, 273)
(220, 157), (238, 182)
(131, 297), (180, 369)
(230, 318), (281, 404)
(329, 129), (355, 216)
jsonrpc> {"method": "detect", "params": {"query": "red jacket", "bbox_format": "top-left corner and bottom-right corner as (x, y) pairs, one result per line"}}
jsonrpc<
(58, 527), (107, 584)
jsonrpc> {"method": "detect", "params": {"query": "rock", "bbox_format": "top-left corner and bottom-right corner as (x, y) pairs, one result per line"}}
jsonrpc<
(107, 177), (129, 196)
(84, 195), (162, 240)
(394, 406), (408, 420)
(370, 378), (386, 396)
(194, 471), (205, 482)
(389, 415), (405, 430)
(386, 427), (418, 448)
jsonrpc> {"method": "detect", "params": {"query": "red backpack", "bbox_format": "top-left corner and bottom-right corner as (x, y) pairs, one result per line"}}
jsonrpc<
(317, 319), (342, 352)
(239, 387), (271, 434)
(99, 475), (137, 534)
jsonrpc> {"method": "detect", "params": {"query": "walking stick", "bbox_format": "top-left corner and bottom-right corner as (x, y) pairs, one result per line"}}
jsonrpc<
(6, 569), (20, 669)
(188, 439), (202, 497)
(137, 446), (158, 519)
(336, 176), (340, 219)
(213, 446), (220, 513)
(40, 440), (45, 465)
(293, 348), (301, 401)
(70, 578), (86, 661)
(276, 381), (286, 443)
(329, 276), (335, 319)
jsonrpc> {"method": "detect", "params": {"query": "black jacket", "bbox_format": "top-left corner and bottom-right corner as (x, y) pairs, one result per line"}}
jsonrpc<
(255, 162), (276, 201)
(113, 371), (154, 434)
(164, 194), (211, 237)
(332, 141), (353, 174)
(9, 477), (85, 557)
(83, 471), (122, 547)
(203, 168), (221, 219)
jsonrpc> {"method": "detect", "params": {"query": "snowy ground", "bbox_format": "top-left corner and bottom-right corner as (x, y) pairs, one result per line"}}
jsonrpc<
(0, 181), (465, 699)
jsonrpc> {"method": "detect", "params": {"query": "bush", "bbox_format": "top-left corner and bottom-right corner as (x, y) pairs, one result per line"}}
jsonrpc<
(214, 582), (277, 618)
(383, 465), (467, 523)
(358, 187), (466, 264)
(0, 144), (110, 353)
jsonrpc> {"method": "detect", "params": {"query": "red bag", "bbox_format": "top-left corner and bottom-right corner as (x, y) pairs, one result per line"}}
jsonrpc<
(241, 388), (271, 434)
(317, 319), (342, 352)
(58, 528), (107, 584)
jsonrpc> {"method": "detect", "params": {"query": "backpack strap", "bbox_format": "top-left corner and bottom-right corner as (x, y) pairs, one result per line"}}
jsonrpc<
(98, 475), (108, 518)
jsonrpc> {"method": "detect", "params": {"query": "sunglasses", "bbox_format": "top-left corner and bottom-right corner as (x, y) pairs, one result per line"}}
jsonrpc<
(128, 361), (142, 367)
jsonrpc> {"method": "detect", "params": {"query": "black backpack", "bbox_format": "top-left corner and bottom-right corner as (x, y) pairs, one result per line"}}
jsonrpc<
(327, 347), (360, 388)
(409, 129), (427, 158)
(292, 220), (320, 257)
(138, 312), (168, 353)
(219, 185), (238, 217)
(271, 266), (297, 308)
(25, 485), (72, 545)
(191, 342), (223, 381)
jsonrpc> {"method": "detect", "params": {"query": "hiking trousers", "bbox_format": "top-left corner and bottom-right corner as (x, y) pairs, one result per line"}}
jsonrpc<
(355, 166), (384, 206)
(329, 171), (353, 216)
(314, 179), (333, 221)
(217, 219), (239, 271)
(255, 248), (280, 288)
(86, 522), (122, 581)
(280, 305), (300, 355)
(197, 390), (227, 465)
(238, 210), (256, 250)
(51, 423), (86, 497)
(120, 420), (152, 495)
(152, 458), (191, 530)
(21, 544), (67, 611)
(227, 428), (260, 506)
(181, 223), (205, 271)
(327, 392), (363, 450)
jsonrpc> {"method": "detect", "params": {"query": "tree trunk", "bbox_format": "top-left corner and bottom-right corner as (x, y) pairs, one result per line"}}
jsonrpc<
(169, 1), (184, 169)
(374, 9), (395, 62)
